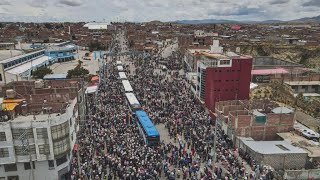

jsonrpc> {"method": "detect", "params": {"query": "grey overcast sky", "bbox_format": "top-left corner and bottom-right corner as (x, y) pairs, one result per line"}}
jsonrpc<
(0, 0), (319, 22)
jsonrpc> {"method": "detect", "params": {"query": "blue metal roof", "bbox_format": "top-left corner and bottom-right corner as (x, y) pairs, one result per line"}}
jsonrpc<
(136, 110), (160, 137)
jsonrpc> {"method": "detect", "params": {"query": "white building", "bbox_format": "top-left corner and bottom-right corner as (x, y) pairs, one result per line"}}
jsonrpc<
(0, 98), (79, 180)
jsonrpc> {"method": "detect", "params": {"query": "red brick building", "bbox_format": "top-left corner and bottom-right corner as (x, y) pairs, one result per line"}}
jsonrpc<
(196, 49), (252, 112)
(215, 100), (295, 141)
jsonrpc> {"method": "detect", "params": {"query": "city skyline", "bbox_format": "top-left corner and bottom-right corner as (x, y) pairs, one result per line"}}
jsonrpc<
(0, 0), (320, 22)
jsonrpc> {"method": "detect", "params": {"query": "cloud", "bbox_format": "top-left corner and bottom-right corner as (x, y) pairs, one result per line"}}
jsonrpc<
(59, 0), (83, 7)
(207, 6), (261, 16)
(0, 0), (319, 22)
(269, 0), (289, 5)
(303, 0), (320, 7)
(232, 7), (261, 16)
(0, 0), (11, 5)
(28, 0), (48, 8)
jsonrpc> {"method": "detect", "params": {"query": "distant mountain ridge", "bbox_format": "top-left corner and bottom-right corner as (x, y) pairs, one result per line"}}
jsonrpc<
(174, 15), (320, 24)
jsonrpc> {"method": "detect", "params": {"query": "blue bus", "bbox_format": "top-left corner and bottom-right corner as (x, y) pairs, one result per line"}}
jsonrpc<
(135, 110), (160, 146)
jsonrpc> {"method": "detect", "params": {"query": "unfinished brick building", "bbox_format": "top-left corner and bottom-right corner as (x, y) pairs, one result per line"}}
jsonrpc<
(215, 99), (295, 141)
(1, 79), (85, 118)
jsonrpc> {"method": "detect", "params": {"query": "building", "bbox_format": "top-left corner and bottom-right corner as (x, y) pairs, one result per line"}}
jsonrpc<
(237, 137), (308, 170)
(0, 43), (15, 50)
(45, 45), (76, 62)
(0, 44), (76, 85)
(83, 23), (114, 37)
(215, 99), (296, 141)
(196, 40), (252, 112)
(43, 74), (68, 80)
(252, 56), (305, 83)
(0, 79), (86, 180)
(284, 81), (320, 97)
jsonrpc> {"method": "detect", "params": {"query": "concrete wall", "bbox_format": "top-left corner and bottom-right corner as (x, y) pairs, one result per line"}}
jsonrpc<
(240, 140), (308, 170)
(215, 100), (295, 141)
(253, 56), (303, 69)
(284, 169), (320, 180)
(0, 156), (71, 180)
(290, 84), (319, 94)
(0, 98), (78, 179)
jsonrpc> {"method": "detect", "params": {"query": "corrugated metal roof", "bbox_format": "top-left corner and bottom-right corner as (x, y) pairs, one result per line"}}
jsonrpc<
(272, 107), (293, 114)
(251, 68), (289, 75)
(43, 74), (67, 79)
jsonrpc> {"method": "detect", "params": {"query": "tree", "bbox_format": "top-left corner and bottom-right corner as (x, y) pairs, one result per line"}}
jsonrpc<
(67, 66), (89, 78)
(32, 66), (53, 79)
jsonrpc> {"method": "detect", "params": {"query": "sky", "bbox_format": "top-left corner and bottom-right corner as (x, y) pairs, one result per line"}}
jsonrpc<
(0, 0), (319, 22)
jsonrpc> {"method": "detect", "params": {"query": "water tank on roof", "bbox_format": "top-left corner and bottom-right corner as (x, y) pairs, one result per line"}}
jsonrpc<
(35, 80), (44, 89)
(6, 89), (16, 99)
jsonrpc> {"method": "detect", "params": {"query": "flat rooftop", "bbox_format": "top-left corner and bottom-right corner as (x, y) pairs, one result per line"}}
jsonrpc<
(278, 132), (320, 158)
(252, 68), (289, 75)
(285, 81), (320, 86)
(0, 50), (25, 61)
(46, 46), (72, 51)
(12, 112), (59, 122)
(1, 49), (45, 64)
(240, 137), (307, 155)
(6, 55), (52, 75)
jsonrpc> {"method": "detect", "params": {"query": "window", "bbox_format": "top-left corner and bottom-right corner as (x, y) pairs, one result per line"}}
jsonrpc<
(53, 137), (70, 156)
(12, 129), (34, 140)
(56, 155), (67, 166)
(36, 128), (48, 139)
(48, 160), (55, 168)
(220, 60), (230, 65)
(0, 132), (6, 141)
(38, 144), (50, 155)
(51, 122), (69, 141)
(32, 161), (35, 169)
(15, 145), (36, 156)
(0, 148), (9, 158)
(0, 74), (2, 81)
(24, 162), (31, 170)
(4, 164), (17, 172)
(8, 176), (19, 180)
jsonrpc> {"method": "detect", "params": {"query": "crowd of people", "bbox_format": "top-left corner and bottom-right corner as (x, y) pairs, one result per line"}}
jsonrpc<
(69, 30), (275, 180)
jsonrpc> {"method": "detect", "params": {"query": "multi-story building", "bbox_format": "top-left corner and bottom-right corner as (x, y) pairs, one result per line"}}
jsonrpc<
(0, 44), (76, 85)
(0, 79), (86, 180)
(196, 40), (252, 112)
(215, 99), (295, 142)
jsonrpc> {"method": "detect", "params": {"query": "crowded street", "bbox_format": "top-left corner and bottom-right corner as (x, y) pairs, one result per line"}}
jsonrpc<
(69, 29), (275, 180)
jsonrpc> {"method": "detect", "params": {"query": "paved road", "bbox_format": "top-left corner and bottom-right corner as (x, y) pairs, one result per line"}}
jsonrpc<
(161, 43), (178, 58)
(50, 50), (99, 75)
